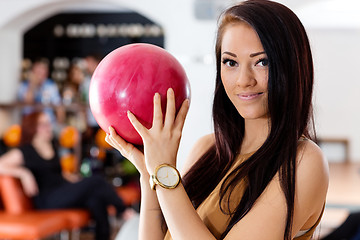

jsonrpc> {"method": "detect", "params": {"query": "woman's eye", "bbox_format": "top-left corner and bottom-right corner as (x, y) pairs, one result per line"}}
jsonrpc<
(222, 59), (238, 67)
(256, 58), (269, 67)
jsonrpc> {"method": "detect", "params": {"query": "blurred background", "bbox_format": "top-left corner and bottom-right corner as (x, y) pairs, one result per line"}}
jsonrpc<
(0, 0), (359, 239)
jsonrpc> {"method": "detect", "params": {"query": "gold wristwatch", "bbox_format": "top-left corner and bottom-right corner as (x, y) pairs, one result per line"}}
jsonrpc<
(149, 164), (181, 190)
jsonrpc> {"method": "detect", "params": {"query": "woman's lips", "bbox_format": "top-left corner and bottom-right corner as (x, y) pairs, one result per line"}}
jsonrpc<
(237, 92), (264, 100)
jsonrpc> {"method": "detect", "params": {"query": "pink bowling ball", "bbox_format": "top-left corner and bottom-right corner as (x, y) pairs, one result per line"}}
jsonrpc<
(89, 43), (191, 145)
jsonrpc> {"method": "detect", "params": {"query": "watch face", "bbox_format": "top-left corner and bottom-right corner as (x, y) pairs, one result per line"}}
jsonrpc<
(156, 165), (180, 187)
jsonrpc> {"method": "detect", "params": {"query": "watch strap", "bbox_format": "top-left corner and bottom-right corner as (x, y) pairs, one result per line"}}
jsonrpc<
(149, 174), (157, 190)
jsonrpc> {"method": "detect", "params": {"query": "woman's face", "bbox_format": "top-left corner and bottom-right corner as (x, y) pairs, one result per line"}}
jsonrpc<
(69, 66), (84, 84)
(32, 63), (49, 83)
(220, 21), (269, 120)
(35, 113), (53, 141)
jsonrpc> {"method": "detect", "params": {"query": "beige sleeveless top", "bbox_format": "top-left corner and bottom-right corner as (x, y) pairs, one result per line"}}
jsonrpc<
(164, 151), (323, 240)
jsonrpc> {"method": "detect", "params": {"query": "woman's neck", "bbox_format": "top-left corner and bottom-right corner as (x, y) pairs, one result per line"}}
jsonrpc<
(32, 137), (54, 160)
(32, 137), (51, 148)
(241, 117), (270, 154)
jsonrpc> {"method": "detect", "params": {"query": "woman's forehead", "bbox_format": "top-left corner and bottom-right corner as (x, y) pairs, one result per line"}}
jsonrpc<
(221, 23), (264, 56)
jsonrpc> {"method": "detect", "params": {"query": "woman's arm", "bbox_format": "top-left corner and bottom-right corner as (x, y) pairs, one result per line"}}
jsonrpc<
(108, 131), (216, 240)
(107, 128), (215, 239)
(138, 173), (165, 239)
(0, 149), (39, 196)
(292, 140), (329, 237)
(122, 89), (216, 240)
(0, 149), (26, 176)
(156, 134), (216, 239)
(106, 128), (165, 239)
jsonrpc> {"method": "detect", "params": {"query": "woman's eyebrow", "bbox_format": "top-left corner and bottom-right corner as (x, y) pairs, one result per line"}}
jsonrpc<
(222, 51), (266, 58)
(249, 51), (266, 57)
(222, 51), (237, 57)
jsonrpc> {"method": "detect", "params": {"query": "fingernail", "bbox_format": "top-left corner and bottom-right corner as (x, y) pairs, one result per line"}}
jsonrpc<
(127, 110), (133, 119)
(185, 99), (190, 106)
(168, 88), (174, 95)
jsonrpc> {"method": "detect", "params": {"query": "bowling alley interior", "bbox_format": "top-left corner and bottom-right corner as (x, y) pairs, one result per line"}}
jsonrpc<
(0, 0), (359, 239)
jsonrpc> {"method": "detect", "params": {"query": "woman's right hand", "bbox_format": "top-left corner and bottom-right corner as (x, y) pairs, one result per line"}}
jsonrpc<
(105, 127), (147, 176)
(20, 169), (39, 197)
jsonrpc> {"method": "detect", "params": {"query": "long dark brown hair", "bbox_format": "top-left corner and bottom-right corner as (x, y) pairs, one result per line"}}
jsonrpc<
(20, 111), (43, 145)
(182, 1), (314, 239)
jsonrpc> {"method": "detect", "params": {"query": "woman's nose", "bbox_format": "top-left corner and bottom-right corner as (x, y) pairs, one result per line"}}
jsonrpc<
(236, 65), (256, 88)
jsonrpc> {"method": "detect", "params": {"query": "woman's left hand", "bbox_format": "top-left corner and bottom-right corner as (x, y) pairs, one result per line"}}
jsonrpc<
(128, 88), (190, 174)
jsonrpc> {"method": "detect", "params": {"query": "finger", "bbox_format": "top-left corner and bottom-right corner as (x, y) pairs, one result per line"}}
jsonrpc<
(105, 128), (120, 148)
(108, 126), (126, 147)
(105, 134), (115, 148)
(108, 128), (146, 173)
(105, 134), (118, 150)
(107, 127), (130, 152)
(108, 127), (135, 156)
(164, 88), (176, 128)
(107, 133), (135, 159)
(152, 92), (163, 129)
(105, 130), (115, 145)
(108, 126), (146, 166)
(106, 137), (125, 155)
(174, 99), (190, 131)
(127, 111), (148, 138)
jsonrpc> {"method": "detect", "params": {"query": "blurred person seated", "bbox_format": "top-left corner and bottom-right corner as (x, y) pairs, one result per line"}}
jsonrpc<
(84, 54), (102, 81)
(0, 111), (131, 240)
(62, 63), (87, 132)
(17, 58), (64, 123)
(62, 63), (85, 105)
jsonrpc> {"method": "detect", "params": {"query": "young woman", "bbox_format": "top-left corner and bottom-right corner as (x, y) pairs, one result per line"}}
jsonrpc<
(0, 111), (128, 240)
(105, 1), (329, 239)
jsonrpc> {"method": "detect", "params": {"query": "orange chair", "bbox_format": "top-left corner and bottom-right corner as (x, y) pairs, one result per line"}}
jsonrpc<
(0, 175), (90, 240)
(0, 211), (69, 240)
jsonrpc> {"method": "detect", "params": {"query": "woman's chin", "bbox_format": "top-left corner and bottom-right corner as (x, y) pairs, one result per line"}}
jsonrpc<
(239, 112), (269, 121)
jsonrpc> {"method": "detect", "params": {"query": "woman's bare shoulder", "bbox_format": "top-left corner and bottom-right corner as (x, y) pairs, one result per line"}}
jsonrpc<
(296, 139), (329, 193)
(297, 139), (328, 178)
(294, 139), (329, 229)
(180, 133), (215, 175)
